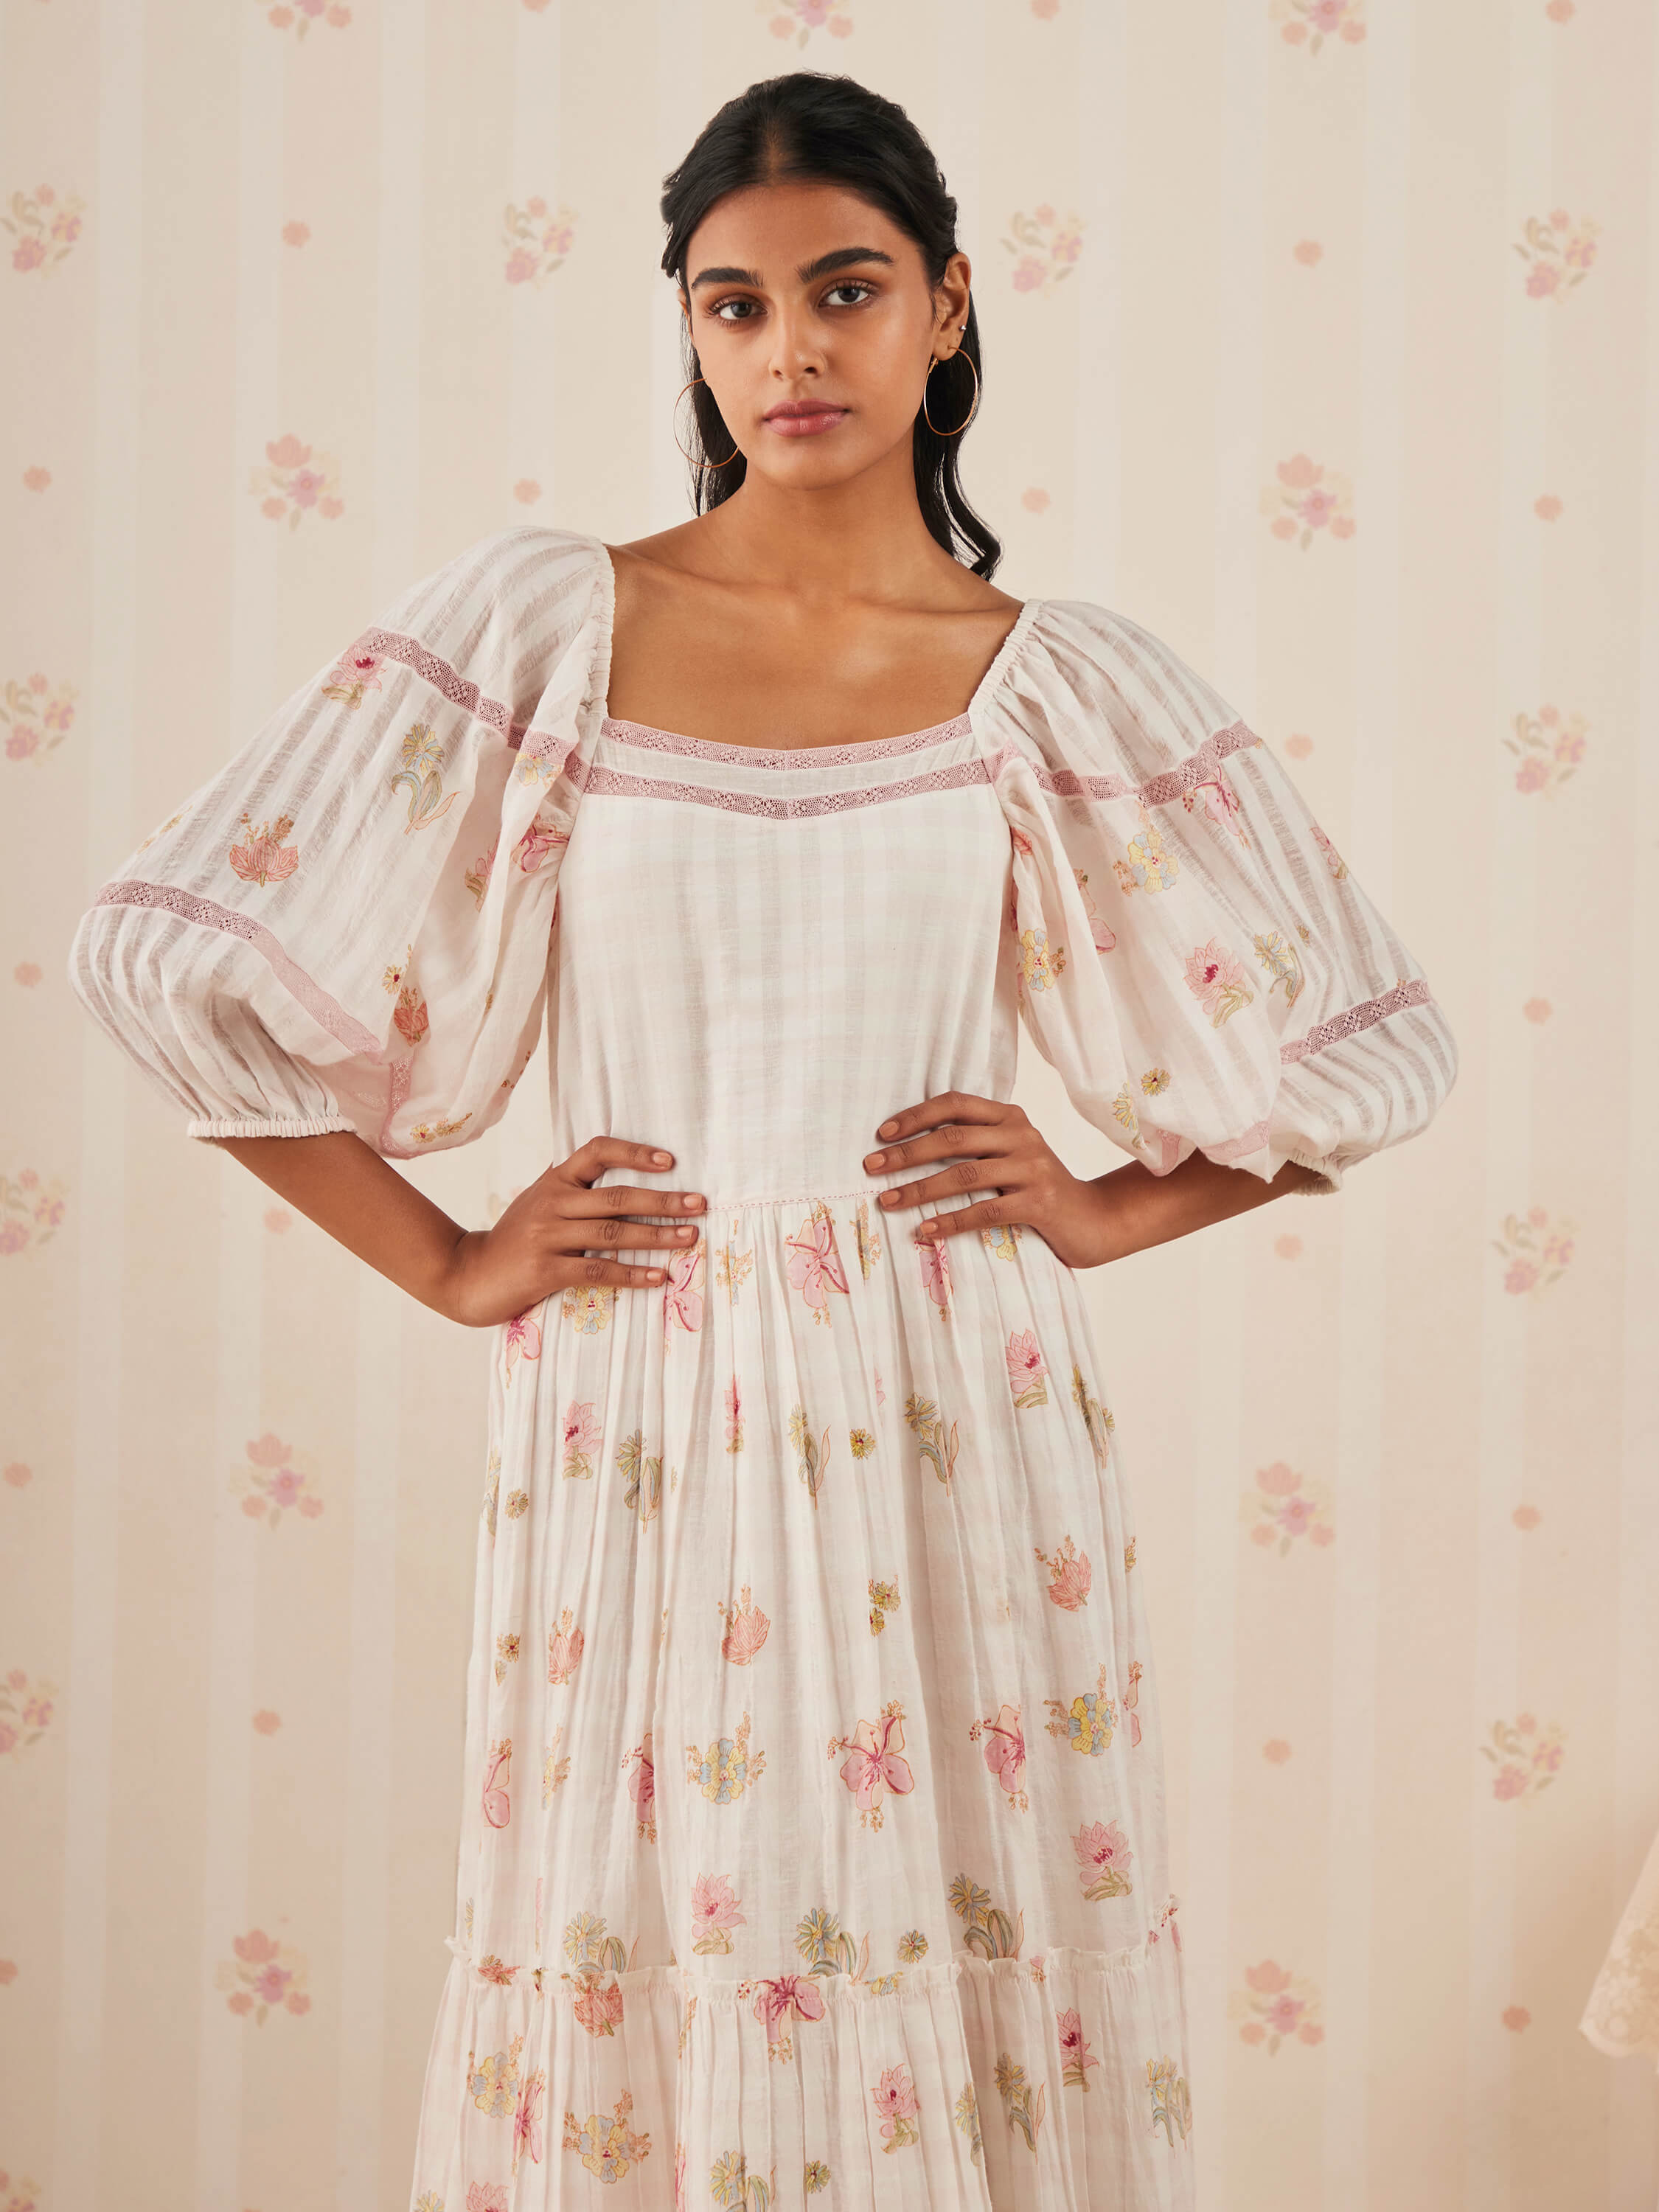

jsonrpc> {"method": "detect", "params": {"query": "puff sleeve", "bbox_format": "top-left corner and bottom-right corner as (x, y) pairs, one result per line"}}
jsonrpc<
(67, 524), (608, 1158)
(989, 599), (1458, 1194)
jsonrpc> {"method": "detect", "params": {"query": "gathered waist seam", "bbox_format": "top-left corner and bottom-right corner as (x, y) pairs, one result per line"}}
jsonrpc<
(624, 1183), (982, 1218)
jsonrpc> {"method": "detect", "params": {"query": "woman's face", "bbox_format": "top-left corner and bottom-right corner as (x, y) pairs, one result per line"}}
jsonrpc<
(678, 176), (970, 493)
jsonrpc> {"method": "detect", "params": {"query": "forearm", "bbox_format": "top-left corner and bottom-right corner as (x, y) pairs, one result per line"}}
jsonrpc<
(203, 1129), (470, 1318)
(1088, 1150), (1328, 1265)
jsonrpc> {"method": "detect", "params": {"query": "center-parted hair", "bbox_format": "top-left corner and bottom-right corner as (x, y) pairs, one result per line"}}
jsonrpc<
(660, 72), (1003, 580)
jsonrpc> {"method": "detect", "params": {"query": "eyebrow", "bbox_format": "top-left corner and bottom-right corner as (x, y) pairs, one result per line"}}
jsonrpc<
(688, 245), (895, 292)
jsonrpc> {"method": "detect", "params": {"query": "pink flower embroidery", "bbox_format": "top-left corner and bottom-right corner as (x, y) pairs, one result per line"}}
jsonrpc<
(829, 1700), (917, 1830)
(1183, 938), (1253, 1026)
(919, 1234), (952, 1311)
(748, 1971), (826, 2058)
(785, 1203), (849, 1323)
(663, 1242), (705, 1340)
(872, 2060), (921, 2151)
(512, 2070), (546, 2170)
(1006, 1326), (1048, 1406)
(1073, 1818), (1134, 1901)
(228, 810), (299, 887)
(505, 1308), (542, 1379)
(691, 1873), (746, 1953)
(970, 1702), (1029, 1810)
(482, 1739), (512, 1829)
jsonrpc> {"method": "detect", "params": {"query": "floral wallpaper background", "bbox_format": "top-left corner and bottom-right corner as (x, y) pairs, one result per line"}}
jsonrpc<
(3, 0), (1657, 2207)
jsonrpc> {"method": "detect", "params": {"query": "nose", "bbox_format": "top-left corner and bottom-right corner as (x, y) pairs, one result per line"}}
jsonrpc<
(767, 302), (824, 383)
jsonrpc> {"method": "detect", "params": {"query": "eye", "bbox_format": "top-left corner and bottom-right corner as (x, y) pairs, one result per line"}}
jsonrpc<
(708, 295), (760, 323)
(824, 280), (876, 307)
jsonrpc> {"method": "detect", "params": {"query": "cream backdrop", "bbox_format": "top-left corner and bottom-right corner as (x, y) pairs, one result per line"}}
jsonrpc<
(3, 0), (1657, 2207)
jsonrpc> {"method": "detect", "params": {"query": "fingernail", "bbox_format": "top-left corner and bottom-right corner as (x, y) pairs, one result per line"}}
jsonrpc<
(878, 1119), (898, 1137)
(880, 1192), (897, 1206)
(677, 1226), (694, 1238)
(653, 1150), (672, 1165)
(865, 1151), (885, 1169)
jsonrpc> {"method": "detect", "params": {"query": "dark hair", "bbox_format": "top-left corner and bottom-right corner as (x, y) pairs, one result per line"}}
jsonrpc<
(659, 72), (1001, 580)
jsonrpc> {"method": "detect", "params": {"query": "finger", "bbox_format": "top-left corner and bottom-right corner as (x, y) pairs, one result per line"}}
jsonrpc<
(566, 1256), (676, 1290)
(560, 1183), (706, 1220)
(877, 1159), (1014, 1214)
(913, 1199), (1012, 1243)
(873, 1091), (1013, 1144)
(563, 1136), (678, 1185)
(561, 1216), (702, 1254)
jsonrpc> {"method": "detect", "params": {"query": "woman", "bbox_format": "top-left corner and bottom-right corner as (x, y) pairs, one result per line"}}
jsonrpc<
(68, 71), (1456, 2212)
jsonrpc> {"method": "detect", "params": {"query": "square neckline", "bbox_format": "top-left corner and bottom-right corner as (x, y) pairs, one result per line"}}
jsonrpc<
(588, 535), (1043, 764)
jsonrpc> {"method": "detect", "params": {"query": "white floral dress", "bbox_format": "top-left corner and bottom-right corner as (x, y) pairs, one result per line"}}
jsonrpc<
(68, 526), (1457, 2210)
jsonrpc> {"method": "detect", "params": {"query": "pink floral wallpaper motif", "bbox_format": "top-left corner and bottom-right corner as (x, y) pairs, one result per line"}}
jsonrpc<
(4, 1), (1654, 2206)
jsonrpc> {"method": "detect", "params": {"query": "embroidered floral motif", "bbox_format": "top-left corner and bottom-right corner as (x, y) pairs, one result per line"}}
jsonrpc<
(918, 1231), (953, 1315)
(995, 2051), (1046, 2149)
(621, 1731), (657, 1840)
(723, 1374), (745, 1453)
(1183, 938), (1254, 1026)
(1124, 1659), (1144, 1746)
(686, 1711), (766, 1805)
(662, 1242), (704, 1340)
(1110, 1082), (1141, 1142)
(481, 1738), (512, 1829)
(1253, 929), (1305, 1007)
(785, 1199), (850, 1324)
(828, 1700), (915, 1830)
(1071, 1365), (1114, 1465)
(409, 1111), (471, 1143)
(715, 1585), (771, 1664)
(389, 723), (459, 834)
(904, 1392), (963, 1491)
(561, 1399), (602, 1480)
(1006, 1326), (1049, 1406)
(465, 835), (498, 908)
(563, 1283), (613, 1334)
(949, 1872), (1024, 1958)
(1142, 1065), (1171, 1095)
(543, 1728), (571, 1808)
(788, 1405), (832, 1509)
(547, 1609), (585, 1683)
(1147, 2053), (1192, 2141)
(392, 981), (430, 1046)
(1183, 771), (1247, 841)
(493, 1632), (521, 1686)
(717, 1233), (755, 1304)
(969, 1703), (1029, 1811)
(736, 1971), (827, 2065)
(321, 647), (385, 708)
(504, 1307), (541, 1379)
(616, 1430), (664, 1524)
(1034, 1534), (1092, 1611)
(229, 810), (299, 886)
(852, 1194), (883, 1276)
(1309, 820), (1349, 878)
(1074, 866), (1116, 950)
(868, 1576), (900, 1634)
(1045, 1663), (1119, 1757)
(692, 1874), (747, 1955)
(1113, 810), (1178, 894)
(1073, 1817), (1134, 1899)
(562, 2088), (651, 2183)
(1015, 925), (1066, 992)
(1060, 2008), (1101, 2090)
(954, 2079), (985, 2162)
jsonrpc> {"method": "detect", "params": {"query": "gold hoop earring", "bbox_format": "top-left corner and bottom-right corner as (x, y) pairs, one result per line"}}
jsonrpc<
(674, 377), (740, 470)
(922, 349), (979, 438)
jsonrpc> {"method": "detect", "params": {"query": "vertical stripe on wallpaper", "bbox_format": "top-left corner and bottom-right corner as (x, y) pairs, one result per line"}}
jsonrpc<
(1320, 10), (1413, 2205)
(1466, 7), (1554, 2207)
(1068, 0), (1125, 611)
(651, 0), (706, 535)
(1183, 4), (1270, 2198)
(1601, 24), (1659, 2200)
(330, 7), (431, 2205)
(189, 13), (285, 2206)
(52, 2), (144, 2201)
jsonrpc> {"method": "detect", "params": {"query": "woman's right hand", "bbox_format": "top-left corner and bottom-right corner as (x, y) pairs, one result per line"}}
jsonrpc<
(439, 1135), (704, 1329)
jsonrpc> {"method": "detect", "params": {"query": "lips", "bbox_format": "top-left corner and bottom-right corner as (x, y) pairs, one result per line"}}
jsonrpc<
(762, 403), (848, 438)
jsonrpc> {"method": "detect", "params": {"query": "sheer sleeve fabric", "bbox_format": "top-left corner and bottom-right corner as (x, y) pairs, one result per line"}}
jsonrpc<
(67, 524), (608, 1157)
(986, 599), (1458, 1194)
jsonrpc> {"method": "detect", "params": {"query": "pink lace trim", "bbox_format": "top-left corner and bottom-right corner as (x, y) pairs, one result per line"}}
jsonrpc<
(1280, 977), (1433, 1065)
(91, 880), (383, 1057)
(348, 627), (533, 750)
(990, 719), (1261, 806)
(581, 758), (992, 819)
(599, 712), (973, 768)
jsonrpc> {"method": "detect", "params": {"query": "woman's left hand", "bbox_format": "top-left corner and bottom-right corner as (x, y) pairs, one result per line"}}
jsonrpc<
(863, 1091), (1116, 1271)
